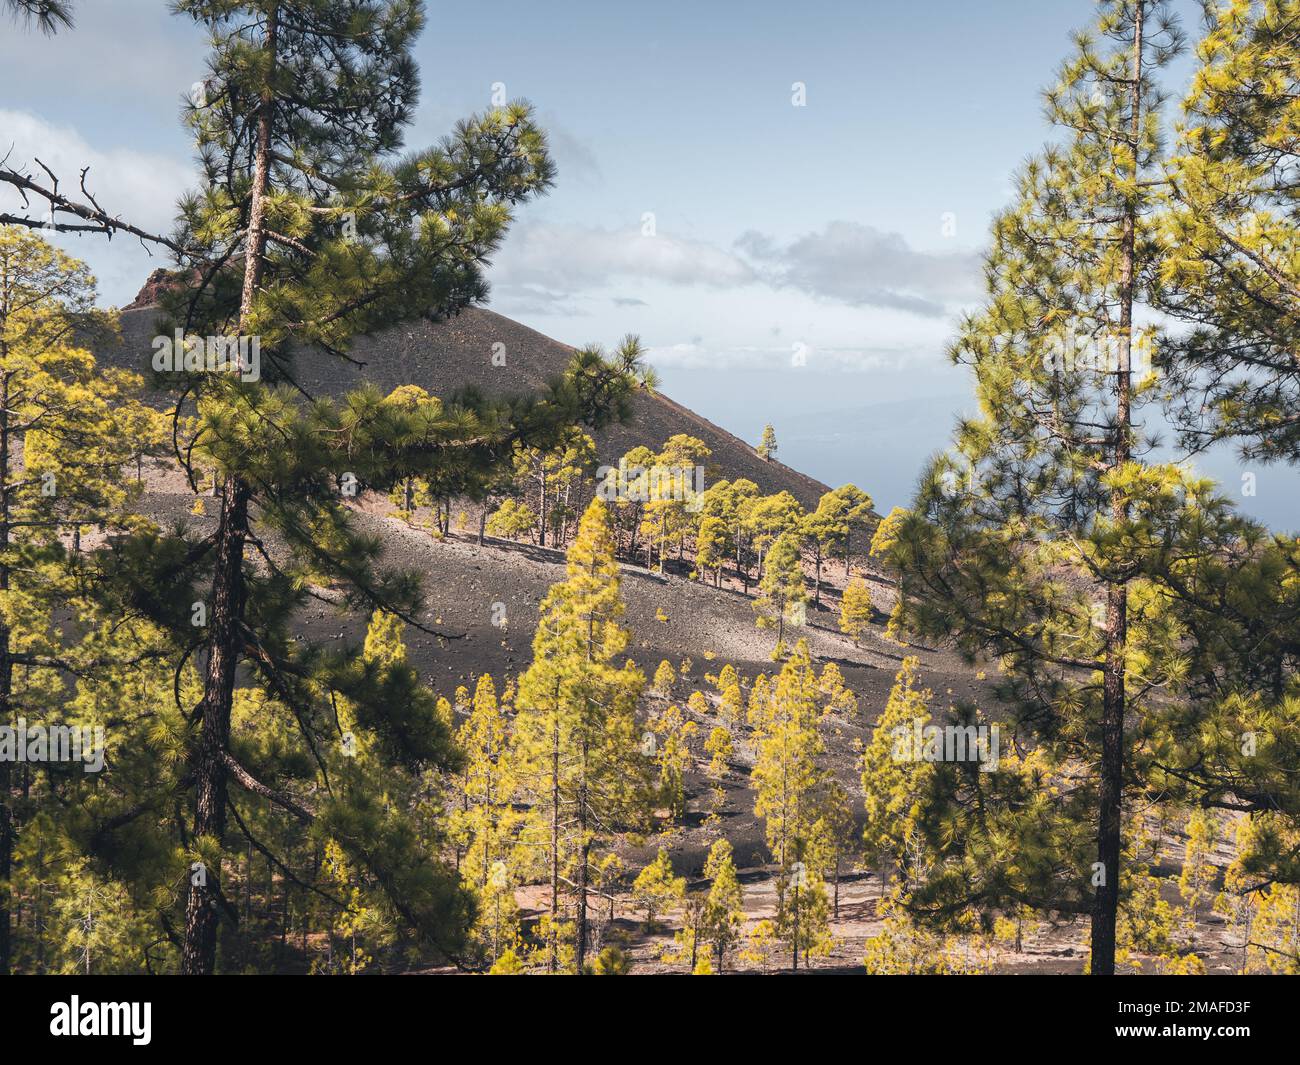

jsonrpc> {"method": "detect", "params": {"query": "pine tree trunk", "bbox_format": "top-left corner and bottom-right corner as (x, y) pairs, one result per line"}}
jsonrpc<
(182, 476), (251, 974)
(575, 743), (590, 974)
(791, 883), (800, 973)
(833, 853), (840, 918)
(183, 6), (277, 975)
(1090, 0), (1141, 978)
(538, 475), (547, 547)
(0, 368), (12, 975)
(548, 706), (560, 974)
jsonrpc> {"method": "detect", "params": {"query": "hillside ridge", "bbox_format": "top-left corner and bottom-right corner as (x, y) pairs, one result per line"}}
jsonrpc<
(105, 297), (833, 508)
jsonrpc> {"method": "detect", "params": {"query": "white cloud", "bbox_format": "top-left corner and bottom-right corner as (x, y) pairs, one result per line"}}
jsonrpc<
(0, 110), (192, 305)
(491, 221), (757, 301)
(0, 1), (202, 98)
(645, 339), (944, 374)
(0, 110), (190, 233)
(736, 221), (982, 317)
(488, 217), (982, 322)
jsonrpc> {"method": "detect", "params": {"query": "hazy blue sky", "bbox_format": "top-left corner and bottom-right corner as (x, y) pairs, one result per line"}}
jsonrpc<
(4, 0), (1296, 525)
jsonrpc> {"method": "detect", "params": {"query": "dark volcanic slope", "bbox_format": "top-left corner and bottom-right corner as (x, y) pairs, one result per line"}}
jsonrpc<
(107, 303), (831, 507)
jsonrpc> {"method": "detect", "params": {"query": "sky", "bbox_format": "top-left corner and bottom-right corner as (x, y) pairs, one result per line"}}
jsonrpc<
(3, 0), (1298, 527)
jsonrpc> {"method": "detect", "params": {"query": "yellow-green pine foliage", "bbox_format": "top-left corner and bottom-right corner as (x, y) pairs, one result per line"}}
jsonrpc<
(746, 673), (771, 730)
(455, 674), (522, 965)
(1160, 0), (1300, 460)
(694, 515), (728, 585)
(755, 530), (807, 650)
(704, 727), (733, 778)
(515, 498), (649, 972)
(710, 663), (739, 695)
(652, 658), (676, 697)
(719, 682), (745, 730)
(864, 889), (989, 975)
(1177, 809), (1219, 949)
(801, 488), (857, 604)
(702, 839), (746, 972)
(860, 657), (934, 885)
(648, 703), (697, 821)
(825, 484), (874, 577)
(699, 478), (760, 589)
(381, 385), (443, 521)
(631, 847), (685, 930)
(486, 498), (538, 542)
(511, 427), (596, 548)
(839, 577), (874, 647)
(751, 639), (830, 969)
(590, 944), (631, 975)
(640, 434), (710, 566)
(866, 0), (1259, 974)
(818, 662), (857, 717)
(0, 228), (168, 975)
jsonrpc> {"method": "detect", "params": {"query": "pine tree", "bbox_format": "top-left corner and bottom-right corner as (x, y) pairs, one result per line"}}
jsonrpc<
(704, 726), (733, 778)
(826, 484), (874, 578)
(382, 385), (442, 523)
(838, 577), (874, 647)
(510, 428), (595, 547)
(515, 498), (649, 973)
(754, 530), (807, 651)
(640, 434), (710, 568)
(710, 662), (739, 695)
(860, 658), (935, 892)
(813, 779), (855, 918)
(872, 0), (1223, 975)
(801, 491), (847, 607)
(589, 944), (631, 975)
(746, 673), (772, 730)
(1176, 809), (1218, 952)
(454, 673), (522, 965)
(610, 444), (656, 560)
(818, 662), (858, 717)
(699, 478), (760, 592)
(312, 608), (473, 971)
(756, 424), (777, 461)
(693, 515), (728, 586)
(485, 498), (538, 542)
(648, 702), (696, 821)
(751, 640), (828, 970)
(743, 491), (804, 582)
(0, 228), (160, 974)
(652, 659), (676, 698)
(96, 0), (646, 975)
(701, 838), (745, 972)
(3, 0), (72, 34)
(631, 847), (684, 931)
(1159, 0), (1300, 461)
